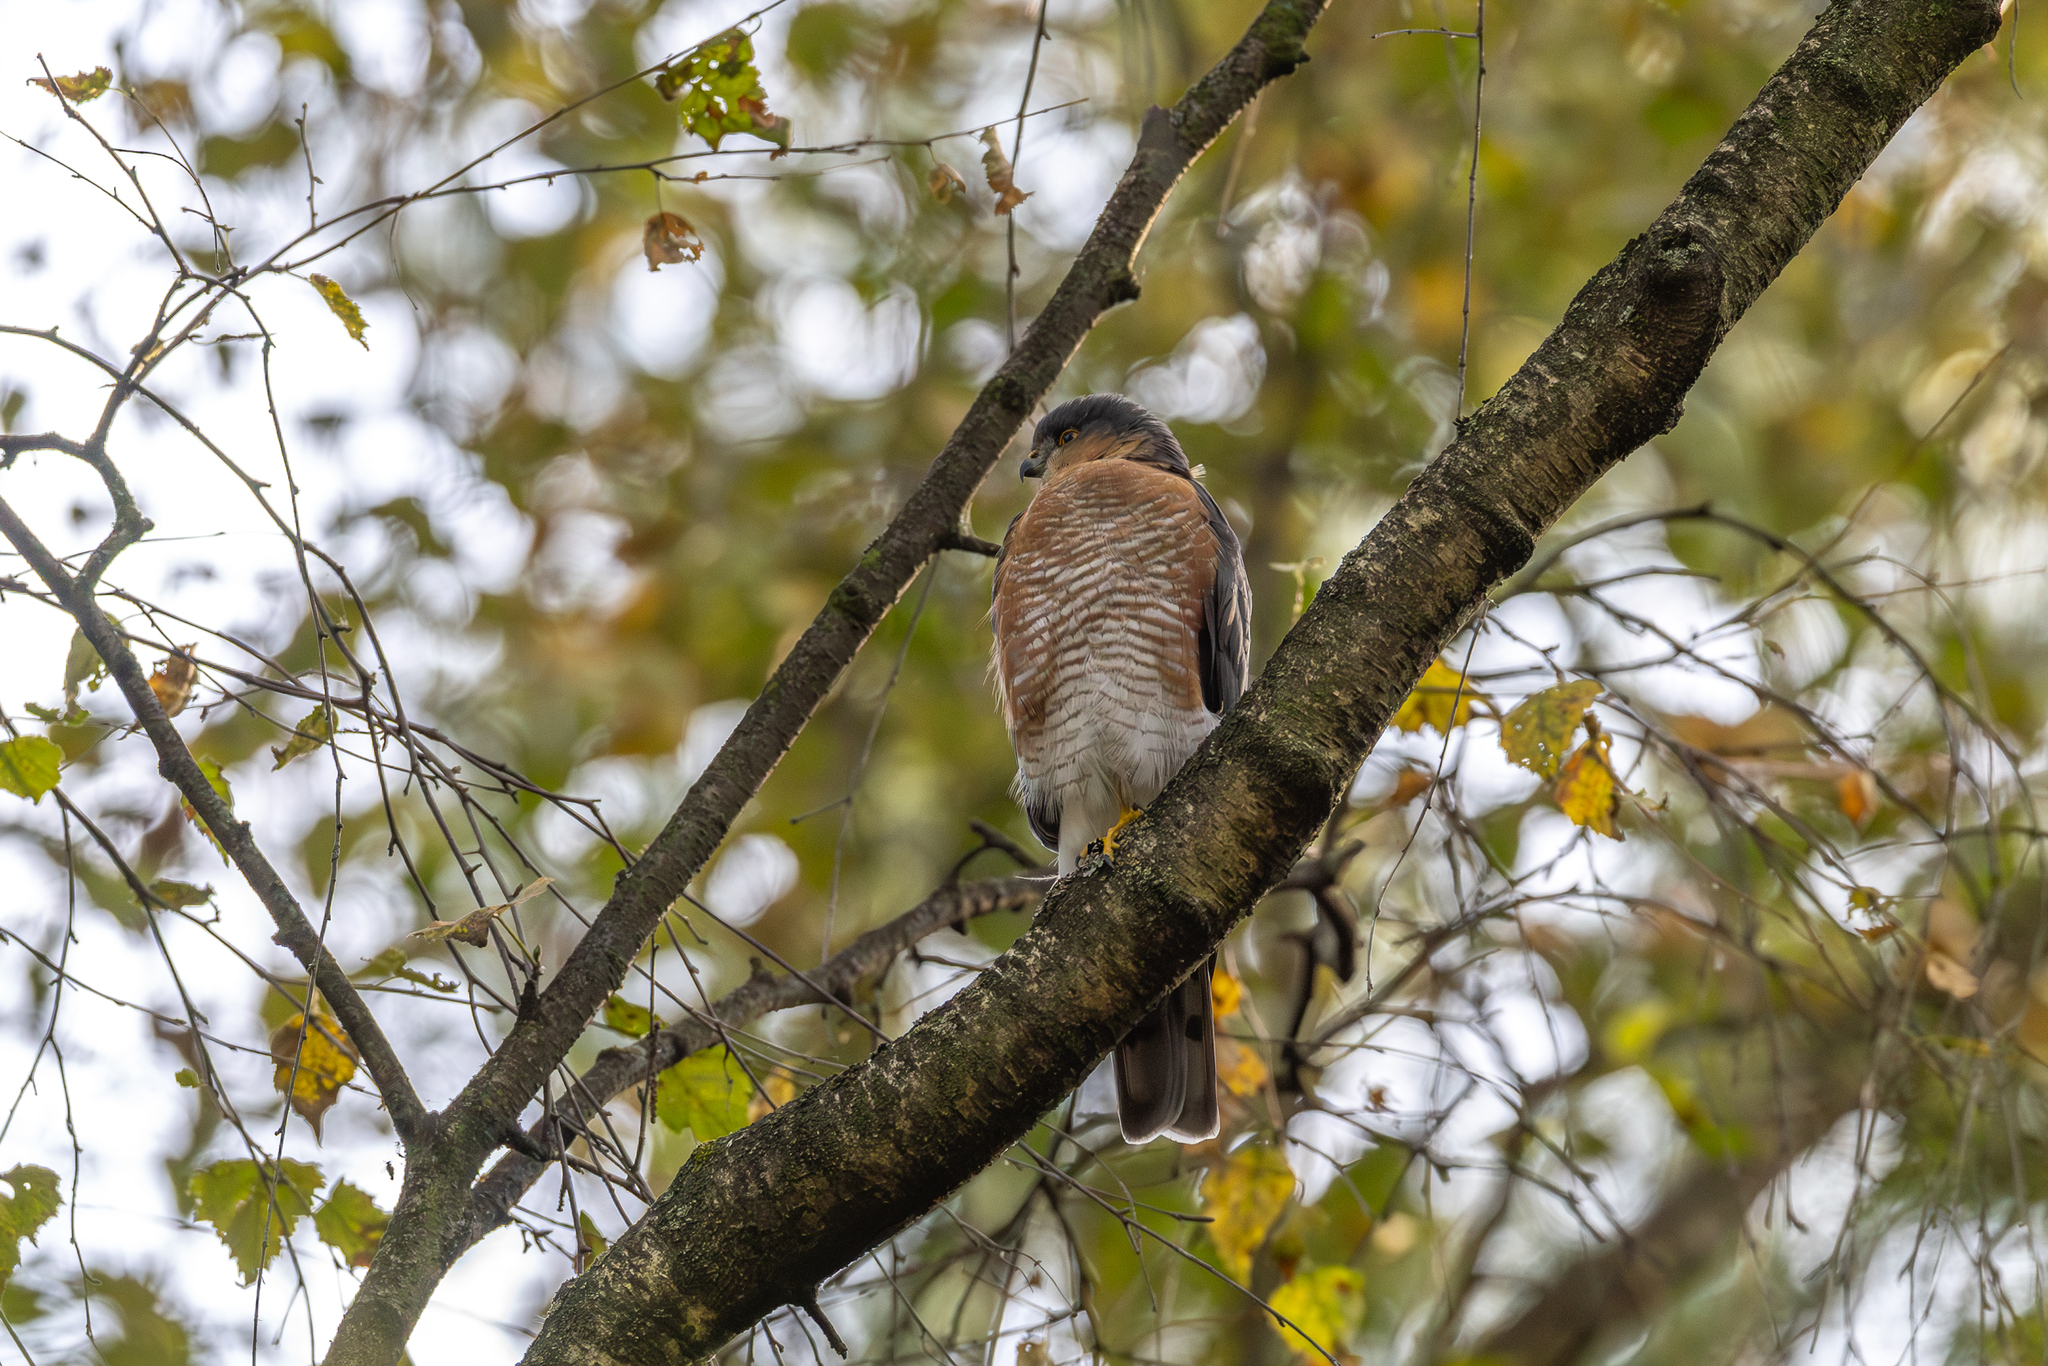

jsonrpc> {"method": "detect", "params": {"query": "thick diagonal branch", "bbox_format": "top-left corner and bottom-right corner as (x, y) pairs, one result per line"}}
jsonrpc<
(520, 2), (2000, 1360)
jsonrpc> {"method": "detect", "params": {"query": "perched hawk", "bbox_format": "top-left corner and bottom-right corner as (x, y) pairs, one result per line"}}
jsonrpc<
(990, 393), (1252, 1144)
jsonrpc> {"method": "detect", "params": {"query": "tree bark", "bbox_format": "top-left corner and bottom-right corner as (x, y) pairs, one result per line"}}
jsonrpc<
(520, 1), (2001, 1361)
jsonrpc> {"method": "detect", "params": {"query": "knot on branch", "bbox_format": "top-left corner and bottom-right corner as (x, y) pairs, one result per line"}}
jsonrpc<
(1103, 271), (1142, 307)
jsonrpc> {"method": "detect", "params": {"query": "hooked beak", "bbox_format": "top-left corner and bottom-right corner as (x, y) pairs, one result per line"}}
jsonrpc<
(1020, 445), (1048, 479)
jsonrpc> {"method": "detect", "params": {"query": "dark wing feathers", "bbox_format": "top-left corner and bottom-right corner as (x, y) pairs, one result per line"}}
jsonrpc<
(1192, 482), (1251, 717)
(993, 513), (1062, 850)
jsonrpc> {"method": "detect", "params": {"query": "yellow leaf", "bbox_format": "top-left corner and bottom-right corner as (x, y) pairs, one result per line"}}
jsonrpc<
(641, 212), (704, 272)
(308, 274), (369, 349)
(979, 128), (1031, 215)
(1552, 726), (1624, 840)
(1267, 1264), (1365, 1361)
(1218, 1037), (1270, 1098)
(1499, 679), (1602, 779)
(746, 1067), (799, 1122)
(270, 703), (335, 769)
(927, 161), (968, 203)
(1600, 998), (1672, 1064)
(1202, 1142), (1295, 1280)
(29, 68), (111, 103)
(146, 646), (199, 718)
(411, 877), (553, 947)
(270, 1011), (358, 1139)
(1391, 660), (1480, 736)
(1212, 971), (1244, 1018)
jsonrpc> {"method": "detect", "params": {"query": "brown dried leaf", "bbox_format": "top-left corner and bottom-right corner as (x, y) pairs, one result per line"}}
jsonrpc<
(642, 212), (704, 272)
(979, 129), (1031, 215)
(29, 68), (112, 103)
(1382, 768), (1433, 808)
(411, 877), (553, 947)
(1925, 951), (1981, 1000)
(1836, 769), (1878, 826)
(927, 162), (968, 204)
(147, 646), (199, 718)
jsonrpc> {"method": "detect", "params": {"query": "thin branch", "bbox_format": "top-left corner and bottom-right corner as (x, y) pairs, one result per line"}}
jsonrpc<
(0, 496), (428, 1145)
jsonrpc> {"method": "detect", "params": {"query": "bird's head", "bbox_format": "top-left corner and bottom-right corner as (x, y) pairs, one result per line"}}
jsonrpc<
(1021, 393), (1189, 482)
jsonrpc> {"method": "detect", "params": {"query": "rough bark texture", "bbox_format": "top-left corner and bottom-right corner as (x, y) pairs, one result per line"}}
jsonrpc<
(521, 1), (2001, 1361)
(319, 4), (1327, 1361)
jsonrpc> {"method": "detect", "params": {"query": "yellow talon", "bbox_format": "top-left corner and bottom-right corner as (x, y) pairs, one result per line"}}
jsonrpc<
(1101, 805), (1143, 859)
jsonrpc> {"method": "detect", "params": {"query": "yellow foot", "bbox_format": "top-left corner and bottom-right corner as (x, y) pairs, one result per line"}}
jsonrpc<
(1100, 805), (1143, 860)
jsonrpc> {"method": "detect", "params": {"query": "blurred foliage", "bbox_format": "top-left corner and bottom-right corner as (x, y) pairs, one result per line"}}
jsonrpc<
(9, 0), (2048, 1361)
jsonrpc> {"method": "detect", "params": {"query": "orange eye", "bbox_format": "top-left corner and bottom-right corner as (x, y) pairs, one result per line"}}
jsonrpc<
(1059, 429), (1078, 446)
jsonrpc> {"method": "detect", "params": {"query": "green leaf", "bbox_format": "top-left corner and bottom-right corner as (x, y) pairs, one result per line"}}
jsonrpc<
(270, 703), (335, 769)
(0, 736), (62, 804)
(353, 947), (458, 993)
(1499, 679), (1603, 780)
(187, 1158), (324, 1282)
(576, 1210), (607, 1264)
(62, 631), (105, 707)
(309, 275), (369, 349)
(0, 1280), (43, 1325)
(174, 1068), (200, 1088)
(182, 757), (234, 863)
(30, 67), (112, 103)
(311, 1180), (387, 1268)
(654, 1048), (753, 1140)
(75, 1273), (192, 1363)
(602, 994), (658, 1038)
(146, 879), (214, 909)
(654, 30), (790, 150)
(0, 1165), (62, 1288)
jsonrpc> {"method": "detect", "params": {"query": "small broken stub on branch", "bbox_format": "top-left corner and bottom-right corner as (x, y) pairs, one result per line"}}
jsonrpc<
(643, 212), (705, 271)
